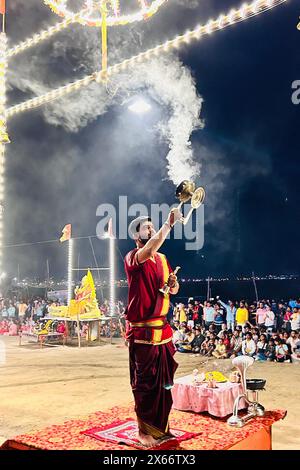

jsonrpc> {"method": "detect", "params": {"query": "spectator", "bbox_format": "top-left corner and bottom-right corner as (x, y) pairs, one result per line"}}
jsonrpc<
(203, 301), (215, 329)
(190, 326), (205, 354)
(200, 337), (215, 357)
(290, 308), (300, 332)
(276, 302), (285, 331)
(218, 298), (236, 331)
(283, 307), (292, 333)
(265, 338), (276, 361)
(217, 323), (228, 339)
(229, 330), (242, 358)
(18, 300), (28, 322)
(255, 302), (266, 327)
(236, 301), (249, 327)
(187, 303), (194, 329)
(212, 338), (227, 359)
(274, 338), (292, 363)
(255, 334), (268, 361)
(264, 305), (275, 334)
(193, 301), (202, 326)
(286, 331), (300, 354)
(178, 303), (187, 324)
(7, 302), (16, 319)
(213, 304), (223, 334)
(242, 332), (256, 357)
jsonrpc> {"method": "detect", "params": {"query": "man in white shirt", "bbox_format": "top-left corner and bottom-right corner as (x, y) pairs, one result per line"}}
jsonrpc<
(264, 306), (275, 334)
(242, 333), (256, 357)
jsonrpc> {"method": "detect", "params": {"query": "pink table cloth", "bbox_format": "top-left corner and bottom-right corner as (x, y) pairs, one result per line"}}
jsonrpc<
(172, 375), (247, 418)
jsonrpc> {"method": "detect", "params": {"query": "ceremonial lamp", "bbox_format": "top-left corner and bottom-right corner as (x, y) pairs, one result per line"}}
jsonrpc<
(175, 180), (205, 226)
(227, 355), (266, 427)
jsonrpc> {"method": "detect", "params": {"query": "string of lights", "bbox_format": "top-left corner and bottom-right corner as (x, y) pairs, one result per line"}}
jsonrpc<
(6, 0), (287, 119)
(7, 7), (89, 58)
(44, 0), (168, 27)
(0, 32), (9, 275)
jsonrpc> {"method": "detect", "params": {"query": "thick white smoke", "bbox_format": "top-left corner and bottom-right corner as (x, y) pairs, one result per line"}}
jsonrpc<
(7, 0), (205, 184)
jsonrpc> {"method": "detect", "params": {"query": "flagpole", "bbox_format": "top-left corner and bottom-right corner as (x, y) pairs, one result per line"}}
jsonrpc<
(67, 238), (73, 305)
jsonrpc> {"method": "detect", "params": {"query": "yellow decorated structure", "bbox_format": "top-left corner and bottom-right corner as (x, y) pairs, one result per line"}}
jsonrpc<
(49, 269), (103, 319)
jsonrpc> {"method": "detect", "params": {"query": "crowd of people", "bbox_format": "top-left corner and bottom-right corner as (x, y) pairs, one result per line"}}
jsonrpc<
(0, 296), (126, 339)
(1, 294), (300, 361)
(171, 297), (300, 363)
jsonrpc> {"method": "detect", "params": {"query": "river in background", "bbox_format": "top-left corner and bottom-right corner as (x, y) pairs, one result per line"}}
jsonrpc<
(98, 278), (299, 304)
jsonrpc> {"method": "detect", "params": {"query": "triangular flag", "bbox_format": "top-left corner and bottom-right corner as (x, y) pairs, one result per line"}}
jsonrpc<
(60, 224), (72, 243)
(0, 1), (5, 15)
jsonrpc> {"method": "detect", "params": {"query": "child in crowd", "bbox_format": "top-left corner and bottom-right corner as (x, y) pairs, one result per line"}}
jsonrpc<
(212, 338), (227, 359)
(274, 338), (292, 363)
(265, 338), (276, 361)
(255, 334), (268, 361)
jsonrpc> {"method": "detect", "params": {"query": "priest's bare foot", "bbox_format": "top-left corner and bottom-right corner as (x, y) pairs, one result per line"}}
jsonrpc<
(137, 431), (161, 448)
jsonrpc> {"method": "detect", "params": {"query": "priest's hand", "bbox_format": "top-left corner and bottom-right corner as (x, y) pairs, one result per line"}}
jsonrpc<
(168, 272), (178, 288)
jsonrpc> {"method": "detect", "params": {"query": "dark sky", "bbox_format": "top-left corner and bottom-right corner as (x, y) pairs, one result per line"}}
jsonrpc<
(3, 0), (300, 280)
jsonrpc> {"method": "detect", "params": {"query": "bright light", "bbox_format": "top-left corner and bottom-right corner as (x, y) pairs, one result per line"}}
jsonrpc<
(0, 272), (6, 280)
(109, 237), (115, 316)
(103, 231), (110, 239)
(44, 0), (167, 27)
(128, 98), (151, 114)
(6, 0), (287, 119)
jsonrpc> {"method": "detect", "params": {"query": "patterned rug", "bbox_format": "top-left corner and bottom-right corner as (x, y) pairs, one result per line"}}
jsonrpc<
(82, 418), (198, 450)
(1, 404), (286, 450)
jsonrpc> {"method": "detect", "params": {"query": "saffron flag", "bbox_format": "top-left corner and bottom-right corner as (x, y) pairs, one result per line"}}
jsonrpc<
(60, 224), (72, 243)
(0, 1), (5, 15)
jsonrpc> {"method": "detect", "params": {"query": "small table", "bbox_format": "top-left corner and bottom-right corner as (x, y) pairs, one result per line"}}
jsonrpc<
(19, 332), (65, 348)
(172, 374), (247, 418)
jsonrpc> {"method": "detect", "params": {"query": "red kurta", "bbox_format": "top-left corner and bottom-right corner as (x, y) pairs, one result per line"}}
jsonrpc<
(124, 248), (178, 439)
(124, 248), (173, 345)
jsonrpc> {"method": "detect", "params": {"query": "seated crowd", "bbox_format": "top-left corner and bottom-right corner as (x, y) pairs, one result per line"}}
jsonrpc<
(171, 297), (300, 363)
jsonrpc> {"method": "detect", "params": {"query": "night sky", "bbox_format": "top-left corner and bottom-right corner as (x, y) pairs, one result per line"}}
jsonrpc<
(3, 0), (300, 280)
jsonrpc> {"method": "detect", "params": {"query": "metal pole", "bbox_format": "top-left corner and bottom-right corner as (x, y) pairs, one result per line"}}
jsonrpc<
(67, 238), (73, 305)
(109, 236), (115, 317)
(206, 277), (210, 301)
(252, 271), (259, 303)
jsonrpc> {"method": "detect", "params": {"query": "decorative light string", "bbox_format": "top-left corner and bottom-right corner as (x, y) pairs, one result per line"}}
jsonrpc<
(44, 0), (168, 27)
(0, 32), (9, 275)
(6, 0), (287, 119)
(7, 7), (89, 58)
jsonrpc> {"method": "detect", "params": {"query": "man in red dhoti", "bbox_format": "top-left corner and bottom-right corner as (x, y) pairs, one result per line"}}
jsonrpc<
(124, 209), (182, 447)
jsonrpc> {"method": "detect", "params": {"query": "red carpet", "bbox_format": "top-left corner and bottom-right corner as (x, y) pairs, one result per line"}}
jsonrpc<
(82, 418), (198, 450)
(1, 404), (286, 450)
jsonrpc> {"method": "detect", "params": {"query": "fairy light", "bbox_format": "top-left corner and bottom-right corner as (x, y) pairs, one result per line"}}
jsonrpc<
(0, 33), (9, 276)
(7, 8), (90, 58)
(5, 0), (287, 118)
(67, 238), (73, 304)
(44, 0), (168, 27)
